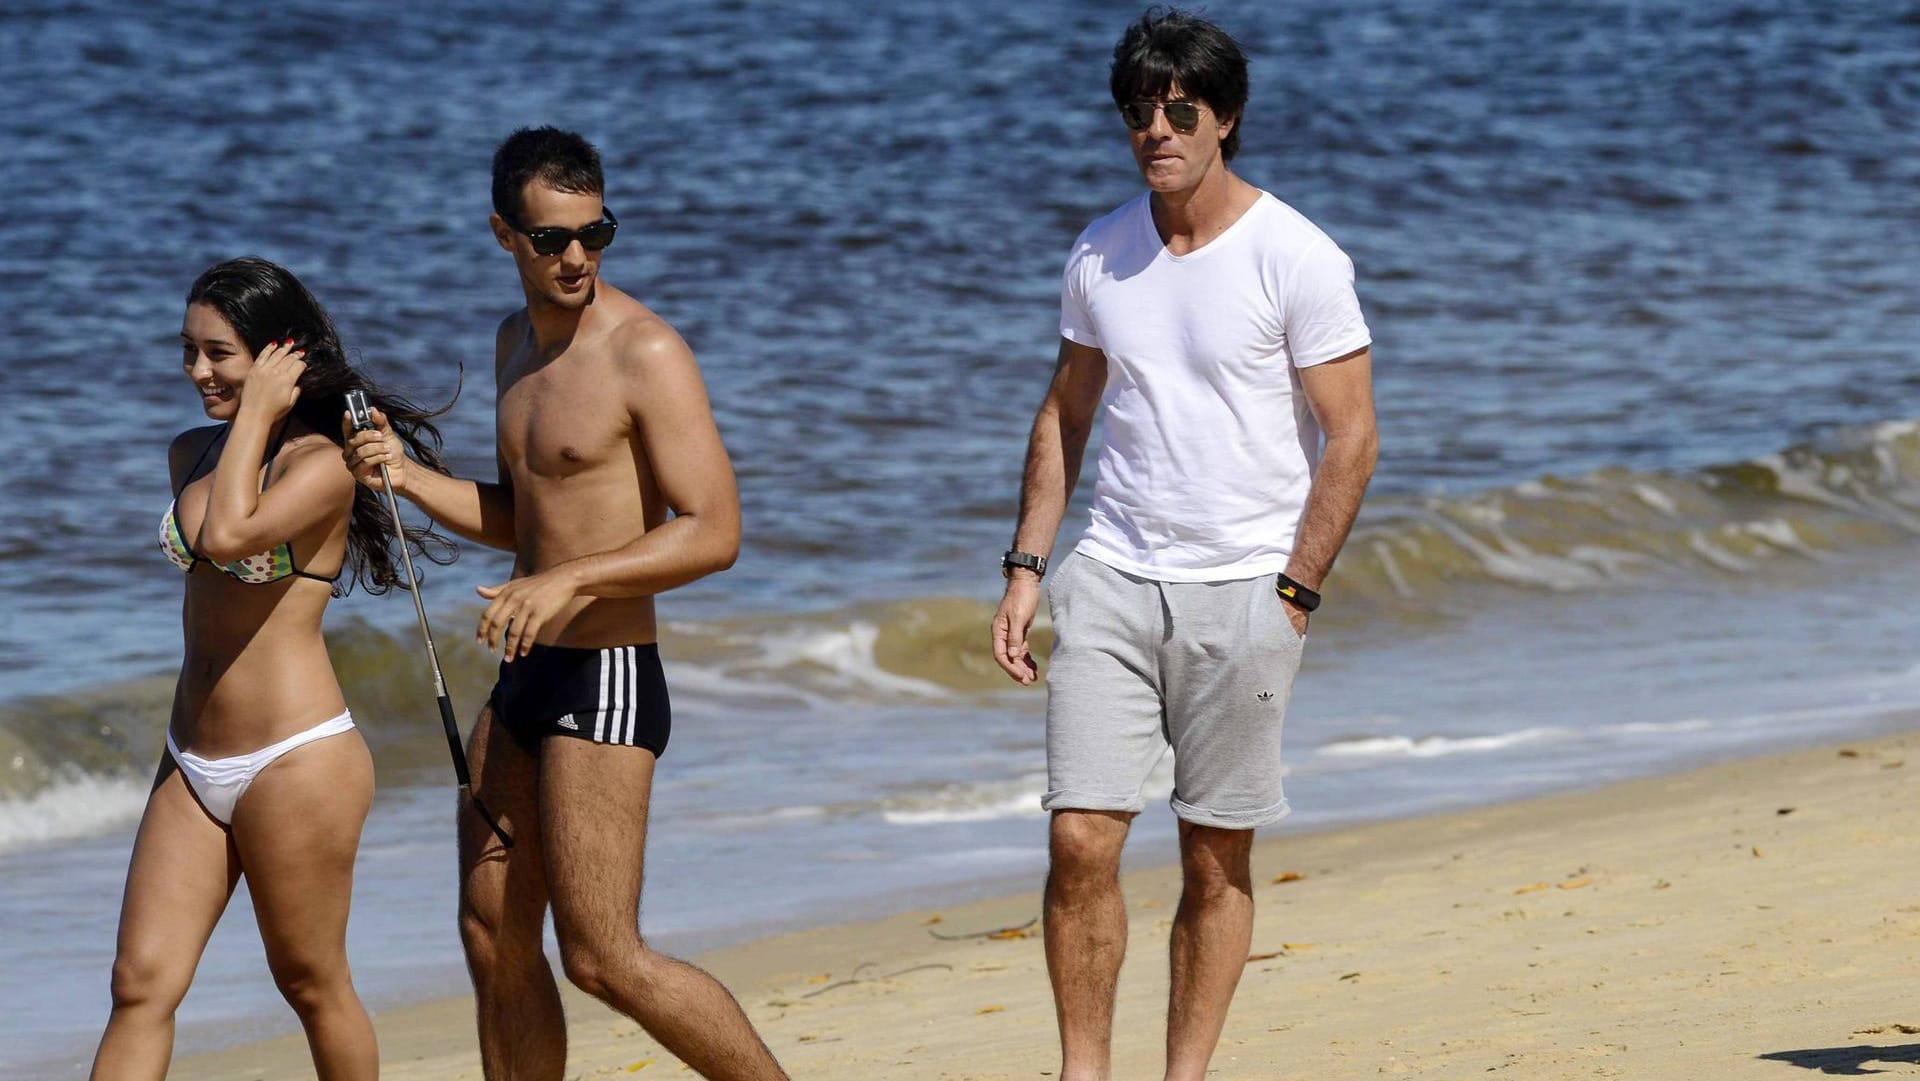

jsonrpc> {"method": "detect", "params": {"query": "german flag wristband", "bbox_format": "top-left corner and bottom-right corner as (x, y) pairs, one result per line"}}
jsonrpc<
(1275, 573), (1321, 613)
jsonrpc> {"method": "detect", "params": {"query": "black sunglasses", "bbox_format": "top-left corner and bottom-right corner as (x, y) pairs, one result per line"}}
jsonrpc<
(1119, 100), (1205, 134)
(509, 207), (619, 257)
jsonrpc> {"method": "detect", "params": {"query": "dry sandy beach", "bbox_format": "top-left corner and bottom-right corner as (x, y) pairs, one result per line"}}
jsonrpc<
(181, 729), (1920, 1080)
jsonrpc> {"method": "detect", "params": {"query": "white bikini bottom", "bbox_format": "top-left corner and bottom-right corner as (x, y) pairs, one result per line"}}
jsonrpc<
(167, 710), (356, 825)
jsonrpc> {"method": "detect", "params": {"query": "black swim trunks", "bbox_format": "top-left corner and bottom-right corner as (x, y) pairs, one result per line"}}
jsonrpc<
(487, 643), (671, 756)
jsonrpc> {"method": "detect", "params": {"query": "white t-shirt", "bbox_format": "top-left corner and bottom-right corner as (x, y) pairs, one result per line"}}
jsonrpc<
(1060, 190), (1371, 582)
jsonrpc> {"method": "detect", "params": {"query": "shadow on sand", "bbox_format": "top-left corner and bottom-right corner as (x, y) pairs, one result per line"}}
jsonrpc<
(1758, 1042), (1920, 1075)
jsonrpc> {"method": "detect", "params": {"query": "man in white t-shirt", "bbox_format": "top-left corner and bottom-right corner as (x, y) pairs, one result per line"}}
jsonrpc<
(989, 10), (1378, 1080)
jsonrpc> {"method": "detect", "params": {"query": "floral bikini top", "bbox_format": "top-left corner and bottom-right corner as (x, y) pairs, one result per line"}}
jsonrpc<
(158, 427), (341, 586)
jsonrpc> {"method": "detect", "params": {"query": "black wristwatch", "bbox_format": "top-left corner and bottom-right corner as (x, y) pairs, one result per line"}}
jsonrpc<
(1275, 573), (1321, 613)
(1002, 550), (1049, 579)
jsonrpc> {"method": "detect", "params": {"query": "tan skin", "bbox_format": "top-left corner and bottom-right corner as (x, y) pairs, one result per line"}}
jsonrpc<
(91, 306), (377, 1081)
(344, 181), (786, 1081)
(989, 88), (1379, 1081)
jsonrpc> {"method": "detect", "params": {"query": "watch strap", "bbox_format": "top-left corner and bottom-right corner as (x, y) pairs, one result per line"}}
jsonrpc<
(1002, 550), (1049, 577)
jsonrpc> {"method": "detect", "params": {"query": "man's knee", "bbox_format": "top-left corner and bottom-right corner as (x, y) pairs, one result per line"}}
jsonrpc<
(459, 891), (546, 990)
(1048, 811), (1130, 895)
(1178, 822), (1254, 897)
(457, 900), (499, 965)
(555, 927), (654, 1003)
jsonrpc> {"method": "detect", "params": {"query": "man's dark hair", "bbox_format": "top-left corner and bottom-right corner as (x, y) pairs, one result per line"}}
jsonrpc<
(490, 126), (604, 223)
(1110, 8), (1250, 161)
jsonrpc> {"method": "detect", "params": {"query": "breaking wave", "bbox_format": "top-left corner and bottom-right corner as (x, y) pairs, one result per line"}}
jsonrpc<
(5, 420), (1917, 849)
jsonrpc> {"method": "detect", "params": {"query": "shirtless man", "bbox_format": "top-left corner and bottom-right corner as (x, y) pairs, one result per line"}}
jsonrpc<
(345, 127), (787, 1081)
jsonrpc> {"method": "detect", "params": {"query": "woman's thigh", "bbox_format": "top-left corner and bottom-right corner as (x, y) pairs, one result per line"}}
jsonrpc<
(229, 729), (374, 979)
(110, 759), (240, 1002)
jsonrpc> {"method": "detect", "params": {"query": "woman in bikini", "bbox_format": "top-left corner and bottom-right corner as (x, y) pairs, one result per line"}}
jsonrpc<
(90, 257), (451, 1080)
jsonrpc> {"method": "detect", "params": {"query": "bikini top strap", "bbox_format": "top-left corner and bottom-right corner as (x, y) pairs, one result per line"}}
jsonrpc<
(174, 426), (228, 498)
(259, 419), (293, 493)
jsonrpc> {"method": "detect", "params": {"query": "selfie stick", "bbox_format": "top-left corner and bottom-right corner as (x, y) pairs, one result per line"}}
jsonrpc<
(345, 390), (513, 849)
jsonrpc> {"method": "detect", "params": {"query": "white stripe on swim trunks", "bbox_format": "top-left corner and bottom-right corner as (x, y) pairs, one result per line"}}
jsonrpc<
(606, 647), (621, 745)
(595, 647), (611, 742)
(623, 646), (638, 745)
(612, 646), (629, 745)
(607, 647), (623, 745)
(621, 646), (637, 745)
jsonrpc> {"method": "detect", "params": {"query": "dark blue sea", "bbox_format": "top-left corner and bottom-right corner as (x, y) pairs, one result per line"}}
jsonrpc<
(2, 1), (1917, 1075)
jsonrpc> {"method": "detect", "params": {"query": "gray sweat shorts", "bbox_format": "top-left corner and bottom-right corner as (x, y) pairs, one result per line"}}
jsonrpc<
(1043, 551), (1305, 829)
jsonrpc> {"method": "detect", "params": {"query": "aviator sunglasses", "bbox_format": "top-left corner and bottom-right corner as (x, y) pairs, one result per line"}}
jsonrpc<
(509, 207), (619, 257)
(1119, 100), (1206, 134)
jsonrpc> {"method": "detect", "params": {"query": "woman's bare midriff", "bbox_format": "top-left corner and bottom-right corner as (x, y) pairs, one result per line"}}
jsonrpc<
(171, 574), (348, 758)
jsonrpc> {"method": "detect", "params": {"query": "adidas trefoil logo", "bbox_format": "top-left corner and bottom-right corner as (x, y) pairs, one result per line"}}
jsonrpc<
(1256, 691), (1274, 702)
(557, 715), (580, 730)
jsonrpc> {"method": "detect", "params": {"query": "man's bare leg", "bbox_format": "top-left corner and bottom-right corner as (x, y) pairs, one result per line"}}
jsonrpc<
(1045, 809), (1134, 1081)
(541, 738), (788, 1080)
(458, 709), (565, 1081)
(1164, 821), (1255, 1081)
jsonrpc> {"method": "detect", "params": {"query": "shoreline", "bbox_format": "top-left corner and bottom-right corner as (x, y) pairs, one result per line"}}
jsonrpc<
(164, 726), (1920, 1080)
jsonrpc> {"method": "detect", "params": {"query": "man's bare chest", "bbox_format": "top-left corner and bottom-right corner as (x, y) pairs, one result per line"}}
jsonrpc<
(497, 360), (631, 481)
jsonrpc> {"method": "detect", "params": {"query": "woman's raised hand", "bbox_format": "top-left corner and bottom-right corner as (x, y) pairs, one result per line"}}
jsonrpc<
(237, 338), (306, 420)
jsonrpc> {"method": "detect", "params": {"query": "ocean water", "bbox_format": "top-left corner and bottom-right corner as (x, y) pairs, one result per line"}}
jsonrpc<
(3, 0), (1919, 1076)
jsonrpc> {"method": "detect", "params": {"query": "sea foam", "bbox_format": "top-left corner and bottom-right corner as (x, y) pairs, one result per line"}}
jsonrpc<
(0, 772), (147, 855)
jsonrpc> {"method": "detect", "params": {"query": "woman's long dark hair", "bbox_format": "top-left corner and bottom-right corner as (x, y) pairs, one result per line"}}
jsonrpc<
(186, 257), (457, 595)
